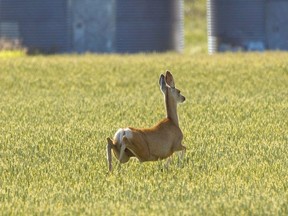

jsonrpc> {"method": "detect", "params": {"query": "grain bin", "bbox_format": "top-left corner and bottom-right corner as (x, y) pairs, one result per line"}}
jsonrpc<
(0, 0), (114, 53)
(0, 0), (71, 53)
(115, 0), (184, 53)
(265, 0), (288, 50)
(207, 0), (266, 53)
(0, 0), (184, 53)
(70, 0), (115, 53)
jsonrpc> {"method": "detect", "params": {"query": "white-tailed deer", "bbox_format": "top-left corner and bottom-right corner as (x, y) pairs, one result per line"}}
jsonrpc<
(106, 71), (186, 172)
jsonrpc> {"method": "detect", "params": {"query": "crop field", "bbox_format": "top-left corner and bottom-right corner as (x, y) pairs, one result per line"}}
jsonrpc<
(0, 52), (287, 215)
(1, 0), (288, 215)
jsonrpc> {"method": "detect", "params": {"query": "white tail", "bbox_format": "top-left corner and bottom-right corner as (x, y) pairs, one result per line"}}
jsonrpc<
(106, 71), (186, 172)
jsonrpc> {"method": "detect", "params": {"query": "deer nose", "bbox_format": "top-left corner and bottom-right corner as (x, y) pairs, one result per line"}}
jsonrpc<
(183, 96), (186, 102)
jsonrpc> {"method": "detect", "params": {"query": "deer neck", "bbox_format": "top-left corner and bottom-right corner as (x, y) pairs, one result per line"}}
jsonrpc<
(165, 91), (179, 127)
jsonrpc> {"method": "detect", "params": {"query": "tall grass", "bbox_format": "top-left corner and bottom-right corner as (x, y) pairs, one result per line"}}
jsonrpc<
(1, 53), (287, 215)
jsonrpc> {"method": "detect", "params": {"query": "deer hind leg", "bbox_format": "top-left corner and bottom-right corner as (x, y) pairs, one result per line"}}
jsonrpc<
(118, 142), (126, 164)
(122, 136), (149, 162)
(106, 138), (113, 172)
(106, 137), (128, 172)
(115, 141), (129, 171)
(113, 128), (131, 164)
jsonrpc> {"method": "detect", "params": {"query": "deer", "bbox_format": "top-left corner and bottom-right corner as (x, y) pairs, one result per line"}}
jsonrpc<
(106, 71), (186, 172)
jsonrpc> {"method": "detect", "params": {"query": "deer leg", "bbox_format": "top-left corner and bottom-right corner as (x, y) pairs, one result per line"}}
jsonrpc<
(177, 145), (186, 167)
(170, 144), (186, 167)
(106, 138), (113, 172)
(115, 142), (127, 171)
(122, 136), (149, 162)
(179, 145), (186, 160)
(164, 157), (172, 170)
(119, 142), (126, 164)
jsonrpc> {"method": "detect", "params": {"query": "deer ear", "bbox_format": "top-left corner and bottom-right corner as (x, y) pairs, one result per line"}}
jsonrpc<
(159, 74), (166, 93)
(165, 70), (175, 88)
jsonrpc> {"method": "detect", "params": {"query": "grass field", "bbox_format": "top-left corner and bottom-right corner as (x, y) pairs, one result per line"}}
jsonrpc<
(1, 0), (288, 214)
(0, 53), (288, 215)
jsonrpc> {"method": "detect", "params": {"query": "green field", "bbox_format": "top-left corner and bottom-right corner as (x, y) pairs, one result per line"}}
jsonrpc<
(1, 0), (288, 214)
(1, 53), (288, 215)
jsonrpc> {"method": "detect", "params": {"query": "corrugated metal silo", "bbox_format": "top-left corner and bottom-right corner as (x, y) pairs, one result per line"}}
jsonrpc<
(70, 0), (115, 53)
(115, 0), (184, 53)
(265, 0), (288, 50)
(0, 0), (70, 53)
(207, 0), (265, 53)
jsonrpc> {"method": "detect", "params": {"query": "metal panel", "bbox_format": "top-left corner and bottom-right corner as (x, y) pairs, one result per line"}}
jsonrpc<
(266, 0), (288, 50)
(0, 0), (70, 53)
(71, 0), (115, 53)
(115, 0), (183, 53)
(207, 0), (265, 53)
